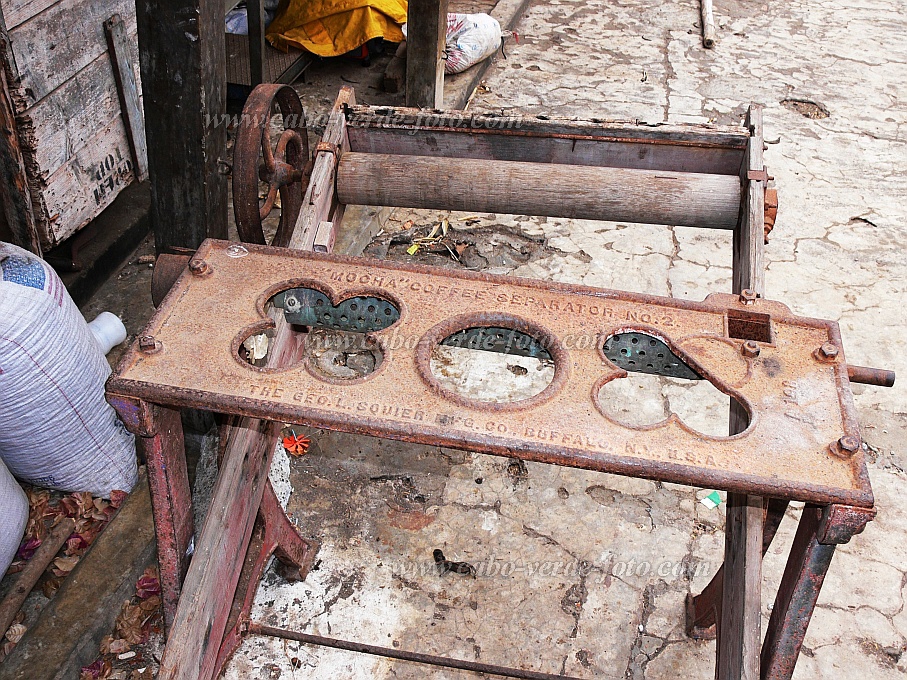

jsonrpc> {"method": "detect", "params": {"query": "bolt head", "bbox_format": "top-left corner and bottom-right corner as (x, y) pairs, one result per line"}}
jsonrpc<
(138, 335), (160, 353)
(188, 259), (209, 275)
(838, 435), (861, 453)
(739, 289), (758, 304)
(285, 295), (299, 310)
(819, 342), (839, 359)
(742, 340), (760, 358)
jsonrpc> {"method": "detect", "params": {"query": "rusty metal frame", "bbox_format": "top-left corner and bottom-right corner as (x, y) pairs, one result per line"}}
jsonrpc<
(111, 240), (874, 508)
(107, 87), (891, 680)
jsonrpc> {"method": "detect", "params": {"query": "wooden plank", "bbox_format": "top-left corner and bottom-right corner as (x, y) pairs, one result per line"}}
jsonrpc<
(716, 494), (763, 679)
(733, 105), (765, 296)
(347, 126), (745, 175)
(105, 14), (148, 182)
(0, 473), (157, 680)
(0, 40), (40, 253)
(36, 115), (137, 246)
(405, 0), (447, 108)
(137, 0), (227, 252)
(336, 152), (742, 229)
(16, 49), (132, 177)
(246, 0), (265, 87)
(346, 106), (750, 146)
(295, 86), (355, 251)
(0, 0), (56, 32)
(6, 0), (136, 107)
(157, 418), (280, 680)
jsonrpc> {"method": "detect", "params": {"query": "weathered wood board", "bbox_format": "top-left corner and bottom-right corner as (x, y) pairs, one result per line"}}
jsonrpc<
(0, 0), (145, 250)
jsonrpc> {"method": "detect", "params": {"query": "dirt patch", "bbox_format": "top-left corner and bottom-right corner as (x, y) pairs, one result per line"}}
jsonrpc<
(781, 98), (830, 119)
(364, 221), (556, 271)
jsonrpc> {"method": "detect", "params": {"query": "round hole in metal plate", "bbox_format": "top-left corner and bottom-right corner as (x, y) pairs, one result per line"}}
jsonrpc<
(430, 326), (555, 403)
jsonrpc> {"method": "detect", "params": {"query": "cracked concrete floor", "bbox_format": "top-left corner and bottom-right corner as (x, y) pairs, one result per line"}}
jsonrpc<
(223, 0), (907, 678)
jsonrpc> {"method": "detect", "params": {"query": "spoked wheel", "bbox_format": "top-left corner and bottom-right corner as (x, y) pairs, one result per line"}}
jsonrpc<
(232, 84), (310, 248)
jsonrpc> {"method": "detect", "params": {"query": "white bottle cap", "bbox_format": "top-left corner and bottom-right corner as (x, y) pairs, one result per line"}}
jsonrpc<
(87, 311), (128, 355)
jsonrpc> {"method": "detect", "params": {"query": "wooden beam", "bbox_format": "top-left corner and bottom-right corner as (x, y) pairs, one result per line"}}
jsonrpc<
(136, 0), (227, 252)
(0, 28), (40, 254)
(717, 494), (763, 679)
(715, 103), (766, 679)
(347, 126), (746, 175)
(336, 153), (742, 229)
(104, 14), (149, 182)
(405, 0), (447, 108)
(246, 0), (265, 87)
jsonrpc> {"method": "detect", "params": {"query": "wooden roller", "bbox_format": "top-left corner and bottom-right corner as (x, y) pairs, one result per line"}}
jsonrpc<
(336, 153), (742, 230)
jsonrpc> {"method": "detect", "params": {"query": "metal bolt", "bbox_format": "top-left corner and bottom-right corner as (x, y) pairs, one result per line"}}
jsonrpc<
(188, 258), (210, 276)
(138, 335), (160, 354)
(285, 295), (299, 310)
(838, 435), (861, 453)
(819, 342), (839, 359)
(739, 289), (758, 304)
(742, 340), (760, 358)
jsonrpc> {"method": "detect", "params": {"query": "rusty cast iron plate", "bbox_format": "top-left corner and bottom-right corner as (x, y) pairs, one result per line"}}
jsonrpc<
(107, 239), (872, 507)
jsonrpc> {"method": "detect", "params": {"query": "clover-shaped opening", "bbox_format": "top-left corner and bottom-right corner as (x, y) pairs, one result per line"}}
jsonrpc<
(238, 287), (400, 380)
(597, 331), (747, 437)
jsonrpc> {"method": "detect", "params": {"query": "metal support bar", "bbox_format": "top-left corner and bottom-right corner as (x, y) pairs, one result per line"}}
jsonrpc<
(248, 622), (587, 680)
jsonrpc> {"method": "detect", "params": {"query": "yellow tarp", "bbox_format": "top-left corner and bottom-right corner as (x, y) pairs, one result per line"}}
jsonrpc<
(266, 0), (407, 58)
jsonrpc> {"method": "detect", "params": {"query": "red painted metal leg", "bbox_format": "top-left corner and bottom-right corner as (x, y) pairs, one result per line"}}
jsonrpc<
(136, 405), (193, 630)
(687, 498), (788, 639)
(213, 481), (320, 675)
(760, 504), (874, 680)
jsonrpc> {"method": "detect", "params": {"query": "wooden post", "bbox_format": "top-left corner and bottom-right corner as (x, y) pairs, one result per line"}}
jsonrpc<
(405, 0), (447, 108)
(715, 103), (766, 679)
(246, 0), (266, 87)
(717, 495), (763, 680)
(0, 45), (40, 254)
(135, 0), (227, 253)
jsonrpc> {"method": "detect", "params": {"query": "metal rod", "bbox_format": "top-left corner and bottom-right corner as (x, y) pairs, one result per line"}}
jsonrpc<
(248, 622), (587, 680)
(700, 0), (717, 48)
(847, 364), (895, 388)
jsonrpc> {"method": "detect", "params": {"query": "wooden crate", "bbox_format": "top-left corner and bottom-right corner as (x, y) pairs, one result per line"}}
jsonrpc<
(0, 0), (145, 252)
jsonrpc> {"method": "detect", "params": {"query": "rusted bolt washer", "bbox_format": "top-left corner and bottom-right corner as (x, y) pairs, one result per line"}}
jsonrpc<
(838, 435), (861, 452)
(739, 289), (758, 304)
(817, 342), (839, 360)
(188, 258), (212, 276)
(741, 340), (760, 358)
(138, 335), (162, 354)
(830, 434), (861, 459)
